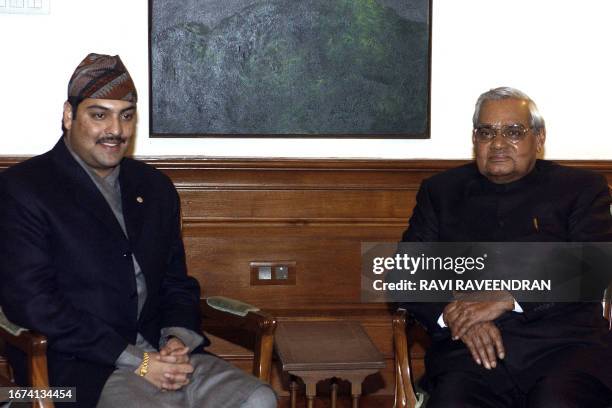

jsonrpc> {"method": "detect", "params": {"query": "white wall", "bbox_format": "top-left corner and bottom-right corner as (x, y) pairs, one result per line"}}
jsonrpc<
(1, 0), (610, 159)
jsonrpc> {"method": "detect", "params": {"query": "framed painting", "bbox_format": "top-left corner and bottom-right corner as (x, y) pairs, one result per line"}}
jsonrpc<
(149, 0), (432, 138)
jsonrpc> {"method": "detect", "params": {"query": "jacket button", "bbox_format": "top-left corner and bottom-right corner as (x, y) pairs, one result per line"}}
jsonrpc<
(123, 251), (132, 258)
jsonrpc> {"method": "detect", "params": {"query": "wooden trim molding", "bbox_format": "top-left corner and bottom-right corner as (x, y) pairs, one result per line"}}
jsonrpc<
(3, 156), (612, 172)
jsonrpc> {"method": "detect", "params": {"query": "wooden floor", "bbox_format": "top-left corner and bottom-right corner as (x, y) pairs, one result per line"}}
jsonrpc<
(278, 395), (394, 408)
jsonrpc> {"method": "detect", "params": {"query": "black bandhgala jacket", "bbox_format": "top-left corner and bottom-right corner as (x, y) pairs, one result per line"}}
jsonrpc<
(0, 139), (208, 407)
(400, 160), (612, 392)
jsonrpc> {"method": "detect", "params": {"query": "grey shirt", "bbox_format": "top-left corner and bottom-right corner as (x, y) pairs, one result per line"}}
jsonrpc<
(65, 140), (204, 370)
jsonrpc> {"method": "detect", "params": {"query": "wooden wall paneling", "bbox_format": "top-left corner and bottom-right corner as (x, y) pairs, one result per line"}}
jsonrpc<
(3, 157), (612, 402)
(185, 224), (404, 306)
(180, 189), (415, 219)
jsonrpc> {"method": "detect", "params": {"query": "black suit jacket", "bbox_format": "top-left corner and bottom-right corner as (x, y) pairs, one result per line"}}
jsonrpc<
(0, 139), (209, 407)
(400, 160), (612, 391)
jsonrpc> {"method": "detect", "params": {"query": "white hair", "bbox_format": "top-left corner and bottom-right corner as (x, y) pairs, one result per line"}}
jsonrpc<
(472, 87), (545, 132)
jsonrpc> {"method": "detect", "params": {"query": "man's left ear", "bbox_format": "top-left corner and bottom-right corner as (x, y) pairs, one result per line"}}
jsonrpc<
(536, 129), (546, 154)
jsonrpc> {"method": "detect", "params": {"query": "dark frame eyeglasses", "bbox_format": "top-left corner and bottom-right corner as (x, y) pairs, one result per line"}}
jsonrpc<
(473, 124), (533, 144)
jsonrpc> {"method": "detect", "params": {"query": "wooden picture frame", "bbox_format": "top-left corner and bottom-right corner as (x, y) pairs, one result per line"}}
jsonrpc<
(149, 0), (432, 138)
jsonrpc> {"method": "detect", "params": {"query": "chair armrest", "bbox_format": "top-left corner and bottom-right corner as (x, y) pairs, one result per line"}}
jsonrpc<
(202, 296), (276, 333)
(0, 311), (53, 407)
(0, 328), (48, 363)
(202, 296), (277, 383)
(204, 296), (261, 318)
(393, 308), (419, 408)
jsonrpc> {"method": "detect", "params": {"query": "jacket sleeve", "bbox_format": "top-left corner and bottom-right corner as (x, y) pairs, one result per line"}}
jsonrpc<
(158, 186), (207, 346)
(397, 179), (449, 335)
(401, 178), (440, 242)
(0, 183), (128, 366)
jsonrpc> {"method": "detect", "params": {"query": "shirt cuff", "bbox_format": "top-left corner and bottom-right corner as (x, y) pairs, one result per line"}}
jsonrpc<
(437, 313), (446, 328)
(512, 300), (524, 313)
(160, 327), (205, 352)
(437, 300), (522, 328)
(115, 344), (144, 371)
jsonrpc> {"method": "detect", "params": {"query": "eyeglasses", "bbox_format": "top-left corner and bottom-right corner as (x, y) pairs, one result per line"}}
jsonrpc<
(473, 124), (532, 144)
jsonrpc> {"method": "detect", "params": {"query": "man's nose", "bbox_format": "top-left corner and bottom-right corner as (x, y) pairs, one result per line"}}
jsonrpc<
(490, 133), (508, 149)
(105, 116), (122, 136)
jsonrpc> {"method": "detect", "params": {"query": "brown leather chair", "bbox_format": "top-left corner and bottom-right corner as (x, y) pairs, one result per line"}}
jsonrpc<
(392, 308), (421, 408)
(392, 284), (612, 408)
(0, 318), (51, 408)
(0, 296), (276, 408)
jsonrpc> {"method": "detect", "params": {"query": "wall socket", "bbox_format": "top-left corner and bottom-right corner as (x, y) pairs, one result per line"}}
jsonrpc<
(0, 0), (50, 15)
(250, 261), (296, 285)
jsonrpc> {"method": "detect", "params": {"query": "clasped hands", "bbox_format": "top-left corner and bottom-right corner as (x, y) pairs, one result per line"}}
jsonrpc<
(135, 337), (194, 391)
(442, 291), (514, 370)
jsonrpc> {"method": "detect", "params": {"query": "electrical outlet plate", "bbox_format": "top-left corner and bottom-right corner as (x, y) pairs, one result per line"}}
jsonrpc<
(0, 0), (50, 15)
(250, 261), (296, 286)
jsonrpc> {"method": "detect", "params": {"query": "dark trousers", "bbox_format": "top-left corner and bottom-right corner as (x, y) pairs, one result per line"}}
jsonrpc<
(426, 369), (612, 408)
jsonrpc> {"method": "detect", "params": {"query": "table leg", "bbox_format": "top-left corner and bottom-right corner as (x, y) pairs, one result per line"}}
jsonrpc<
(330, 379), (338, 408)
(305, 380), (316, 408)
(289, 377), (298, 408)
(350, 380), (362, 408)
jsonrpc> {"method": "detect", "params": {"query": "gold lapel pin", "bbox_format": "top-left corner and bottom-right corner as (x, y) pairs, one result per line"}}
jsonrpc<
(136, 196), (144, 204)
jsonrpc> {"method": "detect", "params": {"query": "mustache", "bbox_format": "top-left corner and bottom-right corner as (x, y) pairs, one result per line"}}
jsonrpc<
(96, 136), (127, 145)
(489, 147), (511, 154)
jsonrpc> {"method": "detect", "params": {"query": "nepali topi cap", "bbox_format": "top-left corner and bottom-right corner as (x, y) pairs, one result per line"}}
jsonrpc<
(67, 53), (137, 103)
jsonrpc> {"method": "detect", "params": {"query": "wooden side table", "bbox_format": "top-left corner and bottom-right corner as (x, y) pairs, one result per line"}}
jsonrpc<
(275, 321), (385, 408)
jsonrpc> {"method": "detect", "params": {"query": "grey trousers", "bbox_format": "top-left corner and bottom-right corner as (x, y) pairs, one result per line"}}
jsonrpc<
(97, 354), (277, 408)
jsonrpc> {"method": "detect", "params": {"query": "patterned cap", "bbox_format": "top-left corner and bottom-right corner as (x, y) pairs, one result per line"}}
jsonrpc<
(67, 53), (137, 103)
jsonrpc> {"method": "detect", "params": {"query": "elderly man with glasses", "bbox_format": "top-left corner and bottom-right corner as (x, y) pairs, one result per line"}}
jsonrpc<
(400, 87), (612, 407)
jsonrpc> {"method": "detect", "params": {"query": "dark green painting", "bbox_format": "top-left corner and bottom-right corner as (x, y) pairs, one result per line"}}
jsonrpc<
(150, 0), (431, 137)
